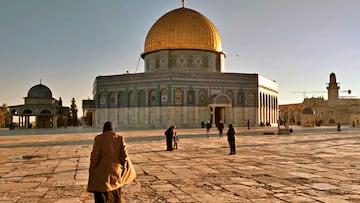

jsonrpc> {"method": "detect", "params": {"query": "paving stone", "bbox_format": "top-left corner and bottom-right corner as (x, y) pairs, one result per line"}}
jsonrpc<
(309, 183), (339, 190)
(313, 195), (350, 203)
(287, 172), (321, 179)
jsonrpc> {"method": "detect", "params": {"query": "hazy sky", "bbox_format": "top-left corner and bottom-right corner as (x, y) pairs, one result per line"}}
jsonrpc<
(1, 0), (359, 115)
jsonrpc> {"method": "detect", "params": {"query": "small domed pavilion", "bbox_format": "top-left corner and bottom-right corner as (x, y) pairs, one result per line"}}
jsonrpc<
(9, 83), (70, 128)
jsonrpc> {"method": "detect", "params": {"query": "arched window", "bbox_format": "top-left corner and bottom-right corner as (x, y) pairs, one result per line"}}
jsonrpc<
(150, 90), (157, 106)
(237, 91), (243, 106)
(247, 91), (256, 106)
(99, 92), (106, 106)
(161, 88), (168, 105)
(23, 109), (32, 114)
(40, 110), (51, 114)
(109, 92), (116, 106)
(118, 91), (126, 107)
(174, 88), (183, 105)
(138, 90), (146, 106)
(198, 89), (207, 106)
(216, 95), (229, 104)
(188, 88), (195, 104)
(129, 91), (135, 107)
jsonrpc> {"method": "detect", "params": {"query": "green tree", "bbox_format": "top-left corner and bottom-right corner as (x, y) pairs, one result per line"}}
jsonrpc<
(0, 103), (9, 128)
(70, 98), (79, 126)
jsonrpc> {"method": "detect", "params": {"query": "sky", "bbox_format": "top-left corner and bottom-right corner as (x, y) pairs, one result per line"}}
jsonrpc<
(1, 0), (359, 116)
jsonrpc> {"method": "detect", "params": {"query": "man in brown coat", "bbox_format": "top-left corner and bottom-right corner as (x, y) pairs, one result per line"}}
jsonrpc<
(87, 121), (136, 202)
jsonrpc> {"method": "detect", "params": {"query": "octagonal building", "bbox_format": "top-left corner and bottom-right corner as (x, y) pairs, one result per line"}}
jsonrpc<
(83, 5), (279, 128)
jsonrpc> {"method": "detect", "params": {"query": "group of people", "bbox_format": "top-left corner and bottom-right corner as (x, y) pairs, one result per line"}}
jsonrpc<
(203, 120), (225, 139)
(87, 120), (236, 202)
(169, 121), (236, 155)
(260, 121), (271, 127)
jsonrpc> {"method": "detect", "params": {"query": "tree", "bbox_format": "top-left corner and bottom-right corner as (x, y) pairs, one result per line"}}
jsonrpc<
(58, 97), (62, 106)
(0, 103), (9, 128)
(69, 98), (79, 126)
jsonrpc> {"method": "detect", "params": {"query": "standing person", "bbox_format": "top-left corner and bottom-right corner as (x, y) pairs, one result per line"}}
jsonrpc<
(217, 120), (224, 138)
(173, 131), (179, 149)
(87, 121), (136, 203)
(205, 121), (211, 138)
(227, 124), (236, 155)
(165, 125), (176, 151)
(247, 120), (250, 130)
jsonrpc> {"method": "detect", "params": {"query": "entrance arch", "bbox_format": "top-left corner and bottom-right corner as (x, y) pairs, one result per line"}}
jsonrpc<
(21, 109), (34, 128)
(38, 109), (53, 128)
(208, 94), (232, 126)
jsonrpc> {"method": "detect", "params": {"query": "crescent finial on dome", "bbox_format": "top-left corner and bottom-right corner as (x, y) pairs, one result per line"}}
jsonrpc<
(182, 0), (185, 8)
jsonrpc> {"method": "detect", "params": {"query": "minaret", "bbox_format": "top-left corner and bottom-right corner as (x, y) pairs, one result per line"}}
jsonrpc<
(327, 72), (339, 107)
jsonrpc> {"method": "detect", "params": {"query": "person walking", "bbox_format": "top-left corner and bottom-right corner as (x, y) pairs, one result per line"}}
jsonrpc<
(205, 121), (211, 138)
(217, 120), (224, 138)
(227, 124), (236, 155)
(87, 121), (136, 203)
(165, 125), (176, 151)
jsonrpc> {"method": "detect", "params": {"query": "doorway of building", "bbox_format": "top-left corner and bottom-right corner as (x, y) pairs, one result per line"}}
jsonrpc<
(215, 107), (225, 127)
(38, 115), (52, 128)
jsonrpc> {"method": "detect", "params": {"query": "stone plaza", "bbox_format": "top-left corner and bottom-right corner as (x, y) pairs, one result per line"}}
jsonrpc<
(0, 126), (359, 202)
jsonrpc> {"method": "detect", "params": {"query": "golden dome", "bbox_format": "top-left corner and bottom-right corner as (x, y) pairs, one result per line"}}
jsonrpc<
(142, 7), (223, 57)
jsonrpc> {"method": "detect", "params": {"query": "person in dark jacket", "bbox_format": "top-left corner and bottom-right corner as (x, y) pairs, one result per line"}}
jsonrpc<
(205, 121), (211, 138)
(226, 124), (236, 155)
(165, 125), (176, 151)
(217, 120), (224, 138)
